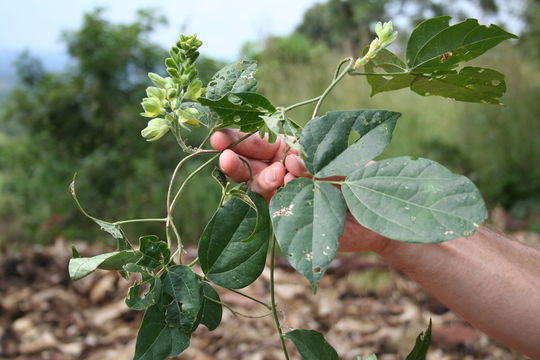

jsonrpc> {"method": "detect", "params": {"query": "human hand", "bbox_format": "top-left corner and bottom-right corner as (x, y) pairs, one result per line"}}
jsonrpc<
(210, 129), (392, 254)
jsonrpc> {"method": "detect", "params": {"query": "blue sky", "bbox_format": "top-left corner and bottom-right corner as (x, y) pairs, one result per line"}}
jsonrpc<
(0, 0), (321, 68)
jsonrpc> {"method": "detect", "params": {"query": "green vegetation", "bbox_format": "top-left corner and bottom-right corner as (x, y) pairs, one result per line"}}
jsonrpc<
(1, 1), (539, 251)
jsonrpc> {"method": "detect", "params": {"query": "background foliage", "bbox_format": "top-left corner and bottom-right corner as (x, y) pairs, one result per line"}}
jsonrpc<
(1, 1), (539, 249)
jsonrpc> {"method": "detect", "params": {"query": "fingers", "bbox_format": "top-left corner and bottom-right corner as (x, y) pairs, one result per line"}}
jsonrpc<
(219, 149), (269, 183)
(284, 154), (311, 177)
(250, 162), (285, 201)
(211, 129), (281, 160)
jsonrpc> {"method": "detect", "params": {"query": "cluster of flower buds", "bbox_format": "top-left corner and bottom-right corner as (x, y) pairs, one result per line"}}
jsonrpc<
(354, 21), (398, 69)
(140, 35), (205, 142)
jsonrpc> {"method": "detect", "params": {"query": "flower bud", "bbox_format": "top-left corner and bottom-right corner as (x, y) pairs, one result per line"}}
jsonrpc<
(146, 86), (166, 101)
(185, 80), (204, 100)
(141, 118), (170, 141)
(178, 108), (200, 127)
(140, 97), (165, 118)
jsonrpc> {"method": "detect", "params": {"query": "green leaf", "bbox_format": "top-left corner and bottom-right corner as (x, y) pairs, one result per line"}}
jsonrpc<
(134, 305), (190, 360)
(227, 188), (260, 243)
(285, 329), (339, 360)
(405, 320), (432, 360)
(407, 17), (518, 72)
(68, 250), (142, 281)
(261, 110), (302, 151)
(138, 235), (171, 269)
(270, 178), (346, 286)
(70, 177), (131, 250)
(198, 192), (270, 289)
(126, 277), (162, 310)
(199, 283), (222, 331)
(342, 157), (487, 243)
(179, 101), (215, 128)
(300, 110), (400, 177)
(230, 92), (276, 113)
(363, 49), (416, 96)
(410, 67), (506, 104)
(206, 60), (257, 99)
(199, 94), (265, 132)
(162, 265), (203, 332)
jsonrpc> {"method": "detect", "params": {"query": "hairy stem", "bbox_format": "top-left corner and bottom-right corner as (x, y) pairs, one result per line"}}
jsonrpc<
(312, 58), (354, 119)
(269, 233), (290, 360)
(284, 96), (321, 113)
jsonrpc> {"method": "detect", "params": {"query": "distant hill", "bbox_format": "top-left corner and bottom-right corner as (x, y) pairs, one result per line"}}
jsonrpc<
(0, 48), (69, 101)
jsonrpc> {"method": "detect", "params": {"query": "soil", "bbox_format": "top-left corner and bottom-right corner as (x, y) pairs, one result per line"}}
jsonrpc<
(1, 229), (538, 360)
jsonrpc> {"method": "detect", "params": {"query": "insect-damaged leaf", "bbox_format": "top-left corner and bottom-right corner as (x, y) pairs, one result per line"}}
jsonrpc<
(410, 67), (506, 104)
(364, 49), (416, 96)
(342, 157), (487, 243)
(206, 60), (257, 99)
(162, 265), (203, 332)
(198, 192), (270, 289)
(124, 264), (162, 310)
(300, 110), (400, 177)
(199, 93), (272, 132)
(134, 305), (190, 360)
(68, 250), (142, 281)
(405, 320), (432, 360)
(406, 17), (517, 73)
(285, 329), (340, 360)
(270, 178), (346, 286)
(137, 235), (171, 269)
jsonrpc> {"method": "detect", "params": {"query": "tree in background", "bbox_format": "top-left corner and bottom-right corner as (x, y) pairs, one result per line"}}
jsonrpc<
(0, 9), (223, 247)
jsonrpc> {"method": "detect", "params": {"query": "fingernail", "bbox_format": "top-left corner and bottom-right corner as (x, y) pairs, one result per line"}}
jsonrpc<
(265, 166), (276, 183)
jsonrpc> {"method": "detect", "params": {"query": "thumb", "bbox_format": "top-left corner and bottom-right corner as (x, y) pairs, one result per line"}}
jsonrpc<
(249, 162), (285, 201)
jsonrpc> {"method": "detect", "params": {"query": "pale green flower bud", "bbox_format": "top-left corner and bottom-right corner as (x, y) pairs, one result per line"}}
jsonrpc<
(140, 97), (165, 118)
(185, 79), (204, 100)
(177, 108), (200, 126)
(354, 21), (398, 70)
(146, 86), (166, 101)
(141, 118), (170, 141)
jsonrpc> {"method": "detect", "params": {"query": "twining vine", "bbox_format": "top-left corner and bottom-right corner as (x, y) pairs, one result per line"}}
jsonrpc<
(68, 18), (517, 360)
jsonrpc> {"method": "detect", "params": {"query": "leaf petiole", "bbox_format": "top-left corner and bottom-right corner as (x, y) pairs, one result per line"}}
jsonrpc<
(113, 218), (167, 226)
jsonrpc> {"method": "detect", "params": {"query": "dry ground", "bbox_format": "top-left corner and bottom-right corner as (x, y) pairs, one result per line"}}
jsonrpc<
(1, 227), (538, 360)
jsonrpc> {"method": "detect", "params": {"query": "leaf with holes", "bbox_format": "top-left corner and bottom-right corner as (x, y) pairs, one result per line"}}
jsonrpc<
(363, 49), (415, 96)
(199, 94), (266, 132)
(270, 178), (346, 287)
(206, 60), (257, 99)
(285, 329), (339, 360)
(134, 305), (191, 360)
(411, 67), (506, 104)
(405, 320), (432, 360)
(301, 110), (400, 177)
(406, 16), (517, 72)
(162, 265), (203, 332)
(198, 192), (270, 289)
(342, 157), (487, 243)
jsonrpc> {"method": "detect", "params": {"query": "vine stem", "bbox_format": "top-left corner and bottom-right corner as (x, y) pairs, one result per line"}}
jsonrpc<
(311, 57), (354, 119)
(348, 71), (408, 76)
(269, 232), (290, 360)
(283, 96), (321, 113)
(165, 150), (218, 252)
(113, 218), (166, 225)
(203, 295), (272, 319)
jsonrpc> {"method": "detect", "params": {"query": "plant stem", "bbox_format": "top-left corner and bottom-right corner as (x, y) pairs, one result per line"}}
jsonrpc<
(269, 233), (290, 360)
(312, 58), (354, 119)
(348, 71), (408, 76)
(228, 288), (272, 310)
(187, 256), (199, 267)
(284, 96), (321, 113)
(113, 218), (167, 225)
(203, 295), (272, 319)
(333, 57), (352, 80)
